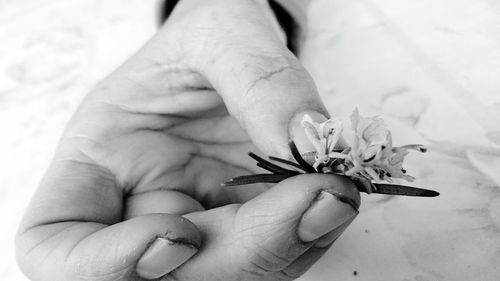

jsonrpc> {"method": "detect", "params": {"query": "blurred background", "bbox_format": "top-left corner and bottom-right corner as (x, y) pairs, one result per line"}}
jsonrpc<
(1, 0), (500, 280)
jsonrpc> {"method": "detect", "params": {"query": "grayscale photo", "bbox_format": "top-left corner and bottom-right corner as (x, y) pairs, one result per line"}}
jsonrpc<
(1, 0), (499, 280)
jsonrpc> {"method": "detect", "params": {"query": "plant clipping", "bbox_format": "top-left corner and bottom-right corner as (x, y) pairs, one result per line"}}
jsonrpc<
(223, 109), (439, 197)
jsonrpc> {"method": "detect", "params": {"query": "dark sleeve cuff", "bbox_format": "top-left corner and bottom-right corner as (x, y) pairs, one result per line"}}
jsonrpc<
(159, 0), (298, 54)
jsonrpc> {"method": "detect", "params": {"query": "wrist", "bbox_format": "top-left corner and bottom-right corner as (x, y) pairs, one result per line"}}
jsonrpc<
(159, 0), (306, 54)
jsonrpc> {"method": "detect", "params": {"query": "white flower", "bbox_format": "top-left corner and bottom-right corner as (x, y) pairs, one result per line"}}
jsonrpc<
(344, 109), (425, 185)
(300, 114), (345, 170)
(299, 109), (425, 193)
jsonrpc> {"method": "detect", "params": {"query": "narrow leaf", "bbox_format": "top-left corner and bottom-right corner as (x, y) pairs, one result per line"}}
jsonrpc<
(288, 140), (316, 173)
(268, 156), (308, 172)
(222, 174), (291, 186)
(249, 152), (300, 175)
(372, 183), (439, 197)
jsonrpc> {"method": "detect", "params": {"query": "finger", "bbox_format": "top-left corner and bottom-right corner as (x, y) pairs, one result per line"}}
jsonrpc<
(124, 190), (205, 219)
(177, 0), (330, 156)
(171, 174), (360, 280)
(16, 159), (201, 281)
(279, 215), (357, 278)
(231, 174), (360, 277)
(17, 213), (201, 281)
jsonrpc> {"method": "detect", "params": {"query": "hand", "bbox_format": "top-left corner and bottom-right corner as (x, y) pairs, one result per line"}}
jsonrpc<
(16, 0), (360, 280)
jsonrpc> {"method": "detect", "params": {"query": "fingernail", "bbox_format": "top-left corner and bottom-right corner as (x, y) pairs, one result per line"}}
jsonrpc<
(298, 191), (359, 242)
(136, 237), (198, 279)
(314, 215), (356, 248)
(289, 111), (329, 156)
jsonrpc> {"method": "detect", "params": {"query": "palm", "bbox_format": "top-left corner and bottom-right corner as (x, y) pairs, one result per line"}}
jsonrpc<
(94, 109), (265, 212)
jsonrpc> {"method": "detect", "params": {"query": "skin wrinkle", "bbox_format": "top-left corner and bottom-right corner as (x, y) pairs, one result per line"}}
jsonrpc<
(195, 142), (255, 167)
(64, 122), (128, 158)
(21, 222), (82, 256)
(131, 161), (192, 196)
(278, 268), (301, 279)
(133, 135), (199, 189)
(116, 134), (188, 192)
(21, 226), (94, 281)
(31, 179), (121, 229)
(61, 134), (107, 164)
(168, 131), (250, 146)
(191, 132), (253, 163)
(233, 220), (290, 243)
(110, 75), (157, 100)
(74, 268), (130, 281)
(70, 143), (128, 196)
(127, 149), (254, 207)
(234, 203), (299, 235)
(251, 244), (295, 270)
(164, 114), (249, 144)
(63, 225), (106, 263)
(244, 61), (302, 96)
(71, 258), (132, 281)
(142, 59), (203, 89)
(68, 138), (131, 193)
(144, 90), (222, 116)
(240, 262), (298, 281)
(245, 65), (290, 96)
(22, 219), (107, 238)
(124, 59), (202, 93)
(246, 260), (275, 276)
(100, 70), (216, 118)
(83, 101), (189, 132)
(277, 246), (331, 279)
(161, 275), (179, 281)
(127, 188), (195, 210)
(231, 207), (305, 275)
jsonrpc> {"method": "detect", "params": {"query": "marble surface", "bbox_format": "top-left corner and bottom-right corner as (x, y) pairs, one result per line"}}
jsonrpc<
(1, 0), (499, 280)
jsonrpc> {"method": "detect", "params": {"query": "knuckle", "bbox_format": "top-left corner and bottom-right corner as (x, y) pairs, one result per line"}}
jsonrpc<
(67, 249), (130, 281)
(234, 237), (299, 276)
(278, 267), (307, 280)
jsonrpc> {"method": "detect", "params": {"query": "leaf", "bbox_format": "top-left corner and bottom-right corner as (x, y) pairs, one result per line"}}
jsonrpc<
(248, 152), (299, 175)
(289, 140), (316, 173)
(222, 174), (291, 186)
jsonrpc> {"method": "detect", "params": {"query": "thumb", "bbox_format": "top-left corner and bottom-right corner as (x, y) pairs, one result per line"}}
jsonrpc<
(170, 174), (360, 280)
(180, 0), (329, 157)
(17, 214), (201, 280)
(232, 174), (360, 276)
(206, 46), (328, 157)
